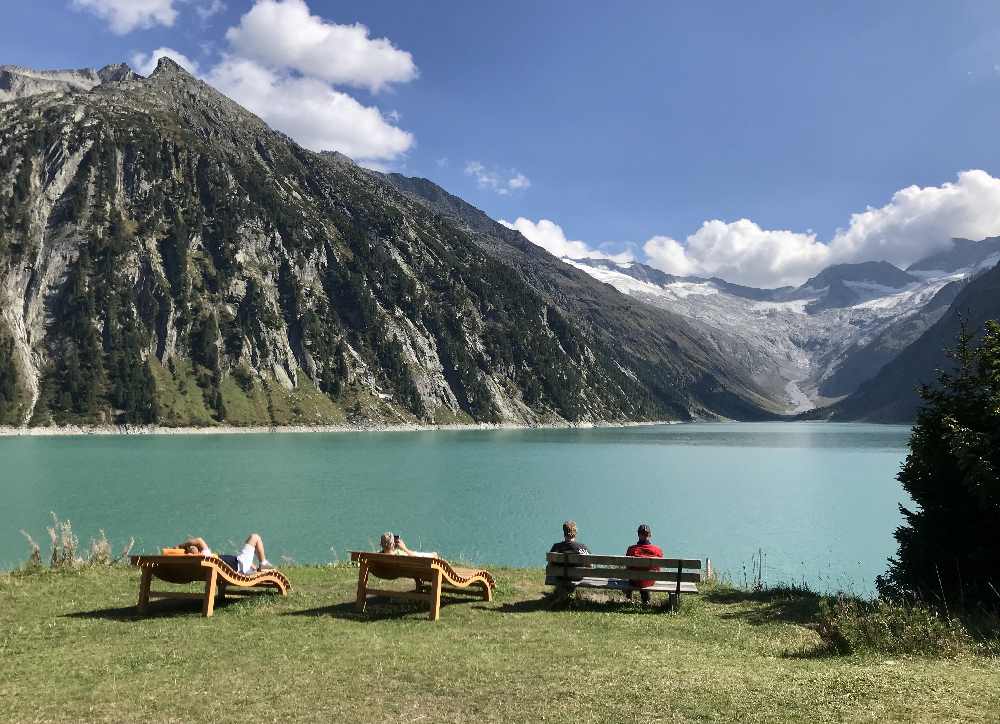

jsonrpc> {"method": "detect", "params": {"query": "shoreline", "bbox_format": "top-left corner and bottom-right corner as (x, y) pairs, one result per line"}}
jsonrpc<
(0, 419), (679, 437)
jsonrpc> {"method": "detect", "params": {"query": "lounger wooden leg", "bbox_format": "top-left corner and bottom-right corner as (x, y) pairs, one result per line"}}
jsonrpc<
(202, 568), (218, 617)
(137, 569), (152, 614)
(481, 581), (492, 602)
(355, 562), (369, 613)
(429, 570), (442, 621)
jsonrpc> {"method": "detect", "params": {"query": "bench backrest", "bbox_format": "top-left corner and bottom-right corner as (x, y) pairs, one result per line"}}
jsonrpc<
(546, 552), (702, 584)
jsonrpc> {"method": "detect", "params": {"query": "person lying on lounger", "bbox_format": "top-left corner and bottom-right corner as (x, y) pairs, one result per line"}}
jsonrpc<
(379, 532), (437, 557)
(179, 533), (274, 574)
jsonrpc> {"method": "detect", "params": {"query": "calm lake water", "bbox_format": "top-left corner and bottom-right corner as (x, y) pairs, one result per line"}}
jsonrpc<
(0, 422), (911, 594)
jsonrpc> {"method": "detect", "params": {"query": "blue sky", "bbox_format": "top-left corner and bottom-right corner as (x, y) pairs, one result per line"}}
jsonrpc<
(4, 1), (1000, 287)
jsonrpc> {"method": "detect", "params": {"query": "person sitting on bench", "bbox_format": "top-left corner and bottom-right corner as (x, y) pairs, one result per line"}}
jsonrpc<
(625, 523), (663, 604)
(549, 520), (590, 555)
(179, 533), (274, 574)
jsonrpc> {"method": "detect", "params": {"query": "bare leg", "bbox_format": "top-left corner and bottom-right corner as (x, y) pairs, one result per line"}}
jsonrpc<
(245, 533), (266, 565)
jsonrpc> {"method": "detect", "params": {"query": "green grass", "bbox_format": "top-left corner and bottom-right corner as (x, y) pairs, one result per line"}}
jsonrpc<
(2, 567), (998, 723)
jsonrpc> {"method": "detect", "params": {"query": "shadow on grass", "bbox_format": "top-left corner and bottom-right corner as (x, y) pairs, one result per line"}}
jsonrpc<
(63, 592), (277, 621)
(704, 586), (824, 626)
(286, 594), (482, 622)
(479, 595), (674, 615)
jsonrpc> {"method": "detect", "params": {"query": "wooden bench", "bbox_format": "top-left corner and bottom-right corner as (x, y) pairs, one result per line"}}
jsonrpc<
(546, 553), (702, 609)
(130, 554), (290, 617)
(350, 551), (495, 621)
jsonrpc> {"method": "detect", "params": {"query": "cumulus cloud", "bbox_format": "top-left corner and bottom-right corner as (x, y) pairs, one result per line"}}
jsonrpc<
(206, 57), (413, 161)
(131, 47), (200, 77)
(190, 0), (226, 21)
(512, 171), (1000, 288)
(499, 217), (633, 263)
(130, 0), (416, 164)
(645, 220), (828, 288)
(225, 0), (416, 92)
(72, 0), (177, 34)
(466, 162), (532, 195)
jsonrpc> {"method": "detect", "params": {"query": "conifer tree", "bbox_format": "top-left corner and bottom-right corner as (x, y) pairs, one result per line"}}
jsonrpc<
(878, 321), (1000, 609)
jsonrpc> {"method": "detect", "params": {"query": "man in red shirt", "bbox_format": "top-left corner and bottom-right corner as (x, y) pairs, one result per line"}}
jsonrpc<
(625, 523), (663, 604)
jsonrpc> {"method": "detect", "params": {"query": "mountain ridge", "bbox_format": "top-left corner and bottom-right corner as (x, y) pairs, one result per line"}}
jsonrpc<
(0, 60), (782, 429)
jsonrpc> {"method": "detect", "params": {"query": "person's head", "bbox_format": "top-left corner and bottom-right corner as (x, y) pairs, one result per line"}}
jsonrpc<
(182, 542), (199, 554)
(380, 532), (396, 553)
(562, 520), (578, 541)
(637, 523), (652, 542)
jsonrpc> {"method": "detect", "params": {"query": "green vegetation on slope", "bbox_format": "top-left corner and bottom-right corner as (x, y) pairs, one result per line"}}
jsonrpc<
(879, 321), (1000, 608)
(2, 566), (998, 723)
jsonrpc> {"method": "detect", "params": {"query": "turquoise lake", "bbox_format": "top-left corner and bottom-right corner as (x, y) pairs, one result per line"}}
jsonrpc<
(0, 422), (911, 594)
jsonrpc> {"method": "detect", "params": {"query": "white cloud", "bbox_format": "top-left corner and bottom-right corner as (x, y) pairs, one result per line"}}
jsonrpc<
(225, 0), (416, 92)
(206, 57), (413, 162)
(508, 173), (531, 191)
(130, 0), (416, 164)
(499, 217), (633, 263)
(465, 162), (531, 195)
(72, 0), (177, 34)
(190, 0), (225, 20)
(825, 169), (1000, 266)
(521, 170), (1000, 288)
(645, 220), (828, 288)
(131, 47), (200, 77)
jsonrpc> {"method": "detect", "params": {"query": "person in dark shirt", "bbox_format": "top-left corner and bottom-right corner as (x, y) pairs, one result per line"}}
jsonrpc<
(549, 520), (590, 555)
(625, 523), (664, 604)
(549, 520), (589, 598)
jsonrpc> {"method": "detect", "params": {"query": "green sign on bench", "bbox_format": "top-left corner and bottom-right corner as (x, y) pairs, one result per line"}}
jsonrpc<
(545, 552), (702, 609)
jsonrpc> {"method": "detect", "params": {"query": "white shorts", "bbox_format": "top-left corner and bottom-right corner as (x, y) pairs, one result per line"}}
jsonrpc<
(235, 543), (256, 574)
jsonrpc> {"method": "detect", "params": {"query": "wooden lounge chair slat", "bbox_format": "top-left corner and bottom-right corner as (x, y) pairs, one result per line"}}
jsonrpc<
(130, 554), (290, 617)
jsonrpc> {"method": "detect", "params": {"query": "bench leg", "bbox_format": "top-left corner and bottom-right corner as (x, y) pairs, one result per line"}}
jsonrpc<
(429, 570), (442, 621)
(137, 569), (152, 614)
(202, 568), (218, 617)
(355, 562), (369, 613)
(668, 592), (679, 612)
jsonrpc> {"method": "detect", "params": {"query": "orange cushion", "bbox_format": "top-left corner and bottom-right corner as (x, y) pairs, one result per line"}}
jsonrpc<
(161, 548), (187, 555)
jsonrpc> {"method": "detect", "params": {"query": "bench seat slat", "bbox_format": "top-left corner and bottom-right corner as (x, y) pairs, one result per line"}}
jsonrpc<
(546, 553), (701, 568)
(545, 576), (698, 593)
(545, 566), (701, 583)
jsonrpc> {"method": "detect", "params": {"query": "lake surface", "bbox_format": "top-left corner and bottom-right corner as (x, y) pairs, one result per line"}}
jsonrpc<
(0, 422), (911, 594)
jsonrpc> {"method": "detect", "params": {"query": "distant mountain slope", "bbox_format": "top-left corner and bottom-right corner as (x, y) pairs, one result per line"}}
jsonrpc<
(383, 175), (784, 420)
(564, 255), (962, 412)
(819, 262), (1000, 422)
(907, 237), (1000, 273)
(0, 60), (782, 428)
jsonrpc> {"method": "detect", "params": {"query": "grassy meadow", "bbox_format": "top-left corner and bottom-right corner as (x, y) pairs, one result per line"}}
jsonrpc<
(2, 564), (999, 723)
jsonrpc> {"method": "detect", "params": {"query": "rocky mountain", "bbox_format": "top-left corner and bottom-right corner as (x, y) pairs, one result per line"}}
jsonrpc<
(0, 59), (782, 429)
(569, 252), (992, 414)
(906, 236), (1000, 274)
(816, 261), (1000, 422)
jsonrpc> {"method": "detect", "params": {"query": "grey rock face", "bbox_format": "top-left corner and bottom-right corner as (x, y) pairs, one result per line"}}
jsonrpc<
(0, 60), (781, 428)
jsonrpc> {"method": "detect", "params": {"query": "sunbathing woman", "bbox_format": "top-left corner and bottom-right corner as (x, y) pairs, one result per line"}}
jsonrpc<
(379, 532), (436, 558)
(179, 533), (274, 574)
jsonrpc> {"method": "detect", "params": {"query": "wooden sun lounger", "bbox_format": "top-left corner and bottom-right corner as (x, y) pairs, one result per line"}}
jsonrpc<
(350, 551), (495, 621)
(130, 554), (290, 617)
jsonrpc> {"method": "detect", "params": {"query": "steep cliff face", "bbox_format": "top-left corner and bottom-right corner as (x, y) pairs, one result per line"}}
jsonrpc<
(818, 262), (1000, 422)
(0, 59), (778, 428)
